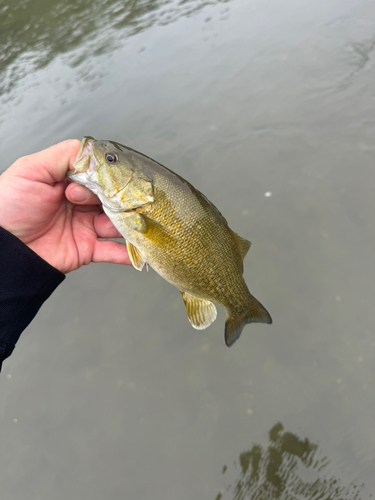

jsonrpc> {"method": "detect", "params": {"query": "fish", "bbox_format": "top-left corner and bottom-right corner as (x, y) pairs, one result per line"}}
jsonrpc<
(67, 137), (272, 346)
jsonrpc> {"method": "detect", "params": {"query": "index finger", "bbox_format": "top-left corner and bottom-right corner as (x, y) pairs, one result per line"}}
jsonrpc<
(17, 139), (81, 185)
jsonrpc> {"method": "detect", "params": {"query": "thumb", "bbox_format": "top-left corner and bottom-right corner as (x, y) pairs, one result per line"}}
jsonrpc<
(16, 139), (81, 185)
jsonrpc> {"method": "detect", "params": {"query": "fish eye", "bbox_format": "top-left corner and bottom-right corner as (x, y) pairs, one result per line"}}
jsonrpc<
(105, 152), (118, 164)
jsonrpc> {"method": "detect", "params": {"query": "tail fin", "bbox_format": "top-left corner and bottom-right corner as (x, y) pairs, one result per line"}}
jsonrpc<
(225, 297), (272, 347)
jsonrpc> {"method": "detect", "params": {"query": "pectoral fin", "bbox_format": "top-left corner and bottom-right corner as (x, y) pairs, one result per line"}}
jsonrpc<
(126, 241), (147, 271)
(141, 215), (178, 248)
(181, 292), (217, 330)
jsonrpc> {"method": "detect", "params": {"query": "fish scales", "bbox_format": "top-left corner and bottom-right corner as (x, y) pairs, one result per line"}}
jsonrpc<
(68, 137), (272, 346)
(144, 179), (247, 304)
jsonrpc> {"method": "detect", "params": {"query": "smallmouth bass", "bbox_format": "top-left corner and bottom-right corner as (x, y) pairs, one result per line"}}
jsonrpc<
(68, 137), (272, 346)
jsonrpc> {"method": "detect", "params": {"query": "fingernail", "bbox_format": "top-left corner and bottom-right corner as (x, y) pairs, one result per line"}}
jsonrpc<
(105, 220), (114, 228)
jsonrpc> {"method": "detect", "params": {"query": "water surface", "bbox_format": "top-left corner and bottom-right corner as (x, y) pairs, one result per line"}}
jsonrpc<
(1, 0), (374, 498)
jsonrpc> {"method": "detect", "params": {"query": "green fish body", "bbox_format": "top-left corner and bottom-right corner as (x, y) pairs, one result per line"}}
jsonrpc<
(68, 137), (271, 346)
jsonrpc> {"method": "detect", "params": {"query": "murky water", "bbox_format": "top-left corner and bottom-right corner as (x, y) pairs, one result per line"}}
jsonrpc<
(1, 0), (375, 498)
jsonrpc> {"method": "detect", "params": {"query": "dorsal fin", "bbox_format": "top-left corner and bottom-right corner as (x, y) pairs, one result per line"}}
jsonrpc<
(232, 232), (251, 259)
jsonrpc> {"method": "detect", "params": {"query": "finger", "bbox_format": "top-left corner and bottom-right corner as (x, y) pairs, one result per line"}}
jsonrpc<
(66, 183), (101, 205)
(94, 213), (124, 238)
(92, 240), (132, 266)
(17, 139), (81, 185)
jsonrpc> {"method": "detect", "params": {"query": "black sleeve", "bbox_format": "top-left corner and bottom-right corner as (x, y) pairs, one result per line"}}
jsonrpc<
(0, 227), (65, 371)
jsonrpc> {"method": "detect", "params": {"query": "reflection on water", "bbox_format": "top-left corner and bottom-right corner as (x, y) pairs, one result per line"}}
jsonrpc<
(216, 423), (363, 500)
(0, 0), (230, 96)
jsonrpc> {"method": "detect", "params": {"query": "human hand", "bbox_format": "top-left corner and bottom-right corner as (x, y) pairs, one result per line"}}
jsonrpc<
(0, 140), (131, 273)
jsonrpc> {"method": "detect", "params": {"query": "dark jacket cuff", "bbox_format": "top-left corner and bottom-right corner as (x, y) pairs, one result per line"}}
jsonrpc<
(0, 227), (65, 370)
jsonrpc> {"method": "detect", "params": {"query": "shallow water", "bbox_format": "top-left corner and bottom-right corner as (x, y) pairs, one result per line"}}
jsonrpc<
(1, 0), (375, 498)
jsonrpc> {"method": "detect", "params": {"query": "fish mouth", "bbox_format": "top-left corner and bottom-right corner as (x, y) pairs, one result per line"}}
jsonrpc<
(67, 136), (98, 178)
(66, 136), (102, 199)
(66, 136), (125, 213)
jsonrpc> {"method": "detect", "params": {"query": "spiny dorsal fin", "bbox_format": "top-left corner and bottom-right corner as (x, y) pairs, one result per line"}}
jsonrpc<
(232, 232), (251, 259)
(126, 241), (147, 271)
(181, 291), (217, 330)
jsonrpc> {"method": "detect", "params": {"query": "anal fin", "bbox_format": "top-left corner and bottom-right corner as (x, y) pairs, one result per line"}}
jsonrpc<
(181, 292), (217, 330)
(126, 241), (147, 271)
